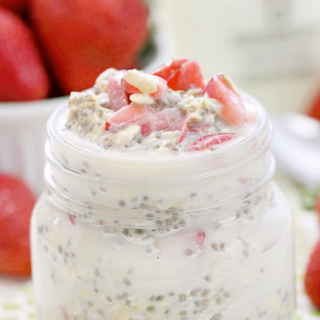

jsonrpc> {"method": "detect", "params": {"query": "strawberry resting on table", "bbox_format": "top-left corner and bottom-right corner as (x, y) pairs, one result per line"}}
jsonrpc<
(61, 58), (259, 155)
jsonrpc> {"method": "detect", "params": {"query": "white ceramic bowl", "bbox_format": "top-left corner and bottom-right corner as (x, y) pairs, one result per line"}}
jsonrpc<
(0, 97), (68, 196)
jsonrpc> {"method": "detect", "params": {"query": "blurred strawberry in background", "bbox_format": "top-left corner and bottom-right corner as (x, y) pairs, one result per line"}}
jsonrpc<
(0, 7), (50, 101)
(308, 92), (320, 122)
(0, 174), (35, 275)
(0, 0), (26, 13)
(0, 0), (150, 101)
(29, 0), (150, 94)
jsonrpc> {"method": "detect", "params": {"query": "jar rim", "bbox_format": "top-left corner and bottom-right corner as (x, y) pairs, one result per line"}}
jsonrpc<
(47, 91), (270, 168)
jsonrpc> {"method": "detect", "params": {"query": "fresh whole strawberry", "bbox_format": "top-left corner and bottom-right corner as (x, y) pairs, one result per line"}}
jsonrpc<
(0, 174), (35, 275)
(0, 7), (50, 101)
(305, 240), (320, 308)
(0, 0), (27, 13)
(29, 0), (149, 94)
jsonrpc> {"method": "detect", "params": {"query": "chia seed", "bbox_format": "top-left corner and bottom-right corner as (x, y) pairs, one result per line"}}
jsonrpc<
(211, 243), (218, 251)
(190, 193), (198, 197)
(93, 287), (99, 293)
(140, 203), (149, 209)
(185, 249), (193, 256)
(216, 297), (223, 305)
(204, 275), (211, 282)
(125, 299), (131, 307)
(179, 294), (187, 302)
(131, 197), (138, 202)
(193, 310), (199, 315)
(179, 219), (187, 225)
(202, 289), (210, 297)
(156, 220), (163, 225)
(223, 292), (230, 299)
(105, 296), (112, 302)
(155, 295), (164, 301)
(118, 200), (125, 207)
(201, 299), (209, 309)
(143, 196), (149, 201)
(123, 279), (132, 287)
(168, 292), (175, 297)
(179, 311), (187, 316)
(147, 306), (155, 312)
(123, 229), (129, 236)
(58, 245), (63, 254)
(211, 314), (223, 320)
(190, 290), (197, 297)
(94, 269), (99, 276)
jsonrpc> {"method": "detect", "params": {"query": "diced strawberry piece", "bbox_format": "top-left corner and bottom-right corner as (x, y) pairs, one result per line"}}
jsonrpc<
(167, 116), (190, 144)
(68, 213), (75, 226)
(152, 58), (189, 82)
(150, 76), (168, 100)
(122, 78), (140, 95)
(186, 133), (237, 151)
(188, 123), (211, 133)
(205, 74), (246, 127)
(170, 60), (205, 90)
(152, 58), (205, 90)
(123, 71), (167, 100)
(139, 108), (183, 137)
(107, 76), (129, 112)
(150, 108), (183, 131)
(305, 240), (320, 308)
(185, 231), (206, 256)
(107, 103), (156, 127)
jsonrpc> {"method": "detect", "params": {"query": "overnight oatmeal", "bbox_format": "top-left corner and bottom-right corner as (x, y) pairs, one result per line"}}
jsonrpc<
(31, 58), (295, 320)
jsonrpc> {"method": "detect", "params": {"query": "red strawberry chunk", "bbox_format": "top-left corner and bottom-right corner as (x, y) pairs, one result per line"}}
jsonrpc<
(123, 71), (167, 100)
(152, 58), (205, 91)
(186, 133), (237, 151)
(152, 58), (189, 82)
(188, 123), (211, 133)
(205, 74), (246, 128)
(107, 103), (156, 127)
(305, 240), (320, 308)
(185, 231), (206, 256)
(149, 108), (183, 131)
(107, 76), (129, 112)
(122, 77), (140, 95)
(168, 116), (190, 144)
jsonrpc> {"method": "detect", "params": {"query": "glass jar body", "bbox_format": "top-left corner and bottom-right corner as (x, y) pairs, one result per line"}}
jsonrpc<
(31, 180), (294, 320)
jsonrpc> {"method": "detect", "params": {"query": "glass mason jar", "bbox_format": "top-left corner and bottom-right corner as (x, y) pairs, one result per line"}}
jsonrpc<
(31, 93), (295, 320)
